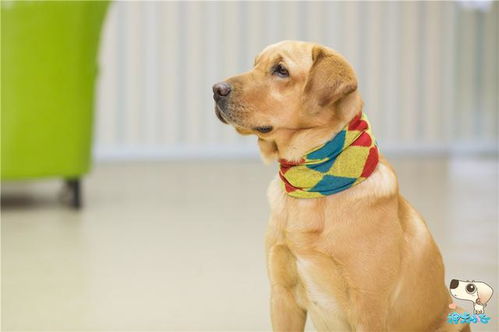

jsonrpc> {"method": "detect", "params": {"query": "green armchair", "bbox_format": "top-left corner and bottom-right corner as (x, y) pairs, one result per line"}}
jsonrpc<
(1, 1), (110, 208)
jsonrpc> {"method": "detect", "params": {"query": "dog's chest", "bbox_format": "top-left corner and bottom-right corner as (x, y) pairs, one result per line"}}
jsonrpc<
(266, 178), (349, 329)
(267, 242), (350, 330)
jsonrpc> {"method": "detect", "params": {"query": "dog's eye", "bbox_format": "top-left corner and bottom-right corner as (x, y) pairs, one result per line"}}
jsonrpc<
(466, 284), (476, 294)
(272, 64), (289, 78)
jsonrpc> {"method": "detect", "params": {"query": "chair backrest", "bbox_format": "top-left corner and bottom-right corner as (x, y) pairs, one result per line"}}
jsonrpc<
(1, 1), (110, 179)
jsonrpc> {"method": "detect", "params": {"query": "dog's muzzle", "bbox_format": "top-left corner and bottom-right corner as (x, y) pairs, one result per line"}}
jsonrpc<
(212, 81), (232, 124)
(212, 81), (231, 100)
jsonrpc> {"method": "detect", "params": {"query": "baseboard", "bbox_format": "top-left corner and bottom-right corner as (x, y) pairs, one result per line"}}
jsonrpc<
(93, 142), (498, 162)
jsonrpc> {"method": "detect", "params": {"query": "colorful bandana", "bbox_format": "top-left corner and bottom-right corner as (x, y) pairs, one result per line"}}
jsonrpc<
(279, 112), (379, 198)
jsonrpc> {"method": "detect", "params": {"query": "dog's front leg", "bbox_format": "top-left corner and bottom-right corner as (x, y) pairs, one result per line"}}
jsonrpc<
(271, 285), (306, 332)
(473, 303), (484, 314)
(349, 292), (388, 332)
(267, 244), (306, 331)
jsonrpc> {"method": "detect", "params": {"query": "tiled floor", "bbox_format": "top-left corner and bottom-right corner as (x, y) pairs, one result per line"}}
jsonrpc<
(2, 156), (498, 331)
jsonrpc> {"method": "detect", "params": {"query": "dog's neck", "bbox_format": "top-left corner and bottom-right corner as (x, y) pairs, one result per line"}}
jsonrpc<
(258, 92), (363, 163)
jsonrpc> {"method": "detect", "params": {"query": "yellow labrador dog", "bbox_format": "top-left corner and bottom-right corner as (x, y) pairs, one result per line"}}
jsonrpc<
(212, 41), (468, 332)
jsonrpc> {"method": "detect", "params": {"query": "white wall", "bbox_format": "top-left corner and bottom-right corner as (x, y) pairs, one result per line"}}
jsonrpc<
(94, 1), (498, 160)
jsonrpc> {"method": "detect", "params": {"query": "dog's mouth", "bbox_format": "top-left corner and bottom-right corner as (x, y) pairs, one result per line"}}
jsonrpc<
(214, 105), (228, 124)
(253, 126), (273, 134)
(214, 103), (273, 134)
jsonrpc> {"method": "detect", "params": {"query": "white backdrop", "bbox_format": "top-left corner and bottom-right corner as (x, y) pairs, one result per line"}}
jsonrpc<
(94, 1), (498, 160)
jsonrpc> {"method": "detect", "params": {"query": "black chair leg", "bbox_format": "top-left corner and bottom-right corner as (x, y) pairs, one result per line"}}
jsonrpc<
(64, 179), (82, 209)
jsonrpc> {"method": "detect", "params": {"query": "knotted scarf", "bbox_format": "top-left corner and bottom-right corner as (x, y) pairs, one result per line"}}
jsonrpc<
(279, 112), (379, 198)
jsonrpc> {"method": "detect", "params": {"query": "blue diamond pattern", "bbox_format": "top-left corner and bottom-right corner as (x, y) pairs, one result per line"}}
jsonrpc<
(309, 174), (356, 195)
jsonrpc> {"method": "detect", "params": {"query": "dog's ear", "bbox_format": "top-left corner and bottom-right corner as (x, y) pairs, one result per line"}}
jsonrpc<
(477, 283), (494, 305)
(304, 46), (358, 107)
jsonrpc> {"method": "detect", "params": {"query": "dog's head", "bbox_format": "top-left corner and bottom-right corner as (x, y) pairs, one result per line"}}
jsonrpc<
(449, 279), (494, 305)
(212, 41), (360, 161)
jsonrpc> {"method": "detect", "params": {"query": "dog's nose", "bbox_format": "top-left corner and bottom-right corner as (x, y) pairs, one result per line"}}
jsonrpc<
(450, 279), (459, 289)
(212, 82), (232, 98)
